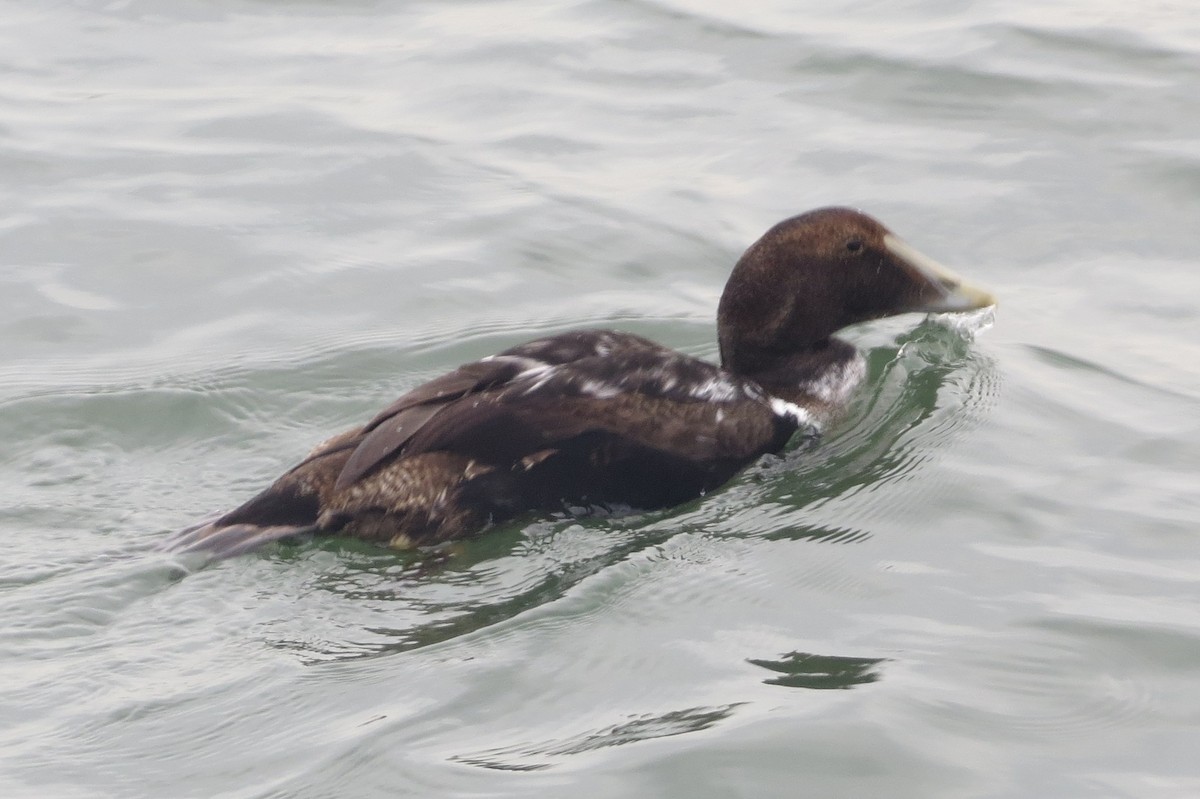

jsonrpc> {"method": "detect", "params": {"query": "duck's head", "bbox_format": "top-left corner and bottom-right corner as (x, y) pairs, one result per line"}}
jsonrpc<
(717, 207), (996, 373)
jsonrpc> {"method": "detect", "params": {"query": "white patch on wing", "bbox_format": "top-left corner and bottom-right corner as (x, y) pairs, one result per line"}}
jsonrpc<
(804, 353), (867, 406)
(689, 376), (744, 402)
(580, 379), (621, 399)
(515, 362), (555, 379)
(769, 397), (819, 429)
(487, 354), (554, 374)
(516, 361), (559, 394)
(498, 355), (546, 370)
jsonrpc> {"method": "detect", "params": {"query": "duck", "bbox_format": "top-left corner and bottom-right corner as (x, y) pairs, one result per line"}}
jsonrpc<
(165, 207), (995, 559)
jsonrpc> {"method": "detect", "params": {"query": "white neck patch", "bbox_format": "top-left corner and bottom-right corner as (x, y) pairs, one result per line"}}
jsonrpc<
(768, 397), (819, 430)
(804, 352), (867, 406)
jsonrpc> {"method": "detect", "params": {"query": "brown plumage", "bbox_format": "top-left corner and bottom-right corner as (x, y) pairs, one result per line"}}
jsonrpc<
(165, 207), (994, 560)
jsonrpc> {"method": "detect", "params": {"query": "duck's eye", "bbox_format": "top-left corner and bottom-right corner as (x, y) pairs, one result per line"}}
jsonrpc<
(846, 239), (864, 254)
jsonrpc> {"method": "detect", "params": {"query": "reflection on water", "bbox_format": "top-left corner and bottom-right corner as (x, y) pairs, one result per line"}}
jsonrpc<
(453, 703), (744, 771)
(265, 517), (682, 663)
(748, 651), (885, 690)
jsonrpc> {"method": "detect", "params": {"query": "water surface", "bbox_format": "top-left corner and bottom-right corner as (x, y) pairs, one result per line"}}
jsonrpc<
(2, 1), (1199, 796)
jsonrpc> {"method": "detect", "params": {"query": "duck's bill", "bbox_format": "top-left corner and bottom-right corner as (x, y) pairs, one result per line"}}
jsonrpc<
(884, 233), (997, 313)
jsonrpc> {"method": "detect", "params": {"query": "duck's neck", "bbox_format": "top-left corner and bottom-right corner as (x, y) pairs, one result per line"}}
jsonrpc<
(725, 337), (866, 411)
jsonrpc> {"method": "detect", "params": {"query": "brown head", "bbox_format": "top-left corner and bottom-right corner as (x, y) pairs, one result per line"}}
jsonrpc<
(717, 207), (995, 374)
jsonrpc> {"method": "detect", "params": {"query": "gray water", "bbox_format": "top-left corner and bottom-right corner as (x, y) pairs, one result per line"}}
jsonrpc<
(2, 1), (1199, 796)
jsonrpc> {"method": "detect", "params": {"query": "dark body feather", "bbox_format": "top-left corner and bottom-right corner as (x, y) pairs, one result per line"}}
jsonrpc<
(166, 208), (994, 559)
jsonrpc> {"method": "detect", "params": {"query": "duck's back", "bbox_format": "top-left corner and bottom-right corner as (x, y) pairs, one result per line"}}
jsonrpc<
(167, 329), (803, 558)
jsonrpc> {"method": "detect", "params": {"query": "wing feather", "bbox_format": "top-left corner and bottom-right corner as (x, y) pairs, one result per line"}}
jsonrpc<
(332, 357), (534, 488)
(332, 329), (793, 491)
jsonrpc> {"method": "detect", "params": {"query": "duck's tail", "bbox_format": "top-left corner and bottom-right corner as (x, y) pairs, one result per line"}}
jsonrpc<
(159, 499), (321, 559)
(161, 517), (317, 560)
(161, 471), (328, 560)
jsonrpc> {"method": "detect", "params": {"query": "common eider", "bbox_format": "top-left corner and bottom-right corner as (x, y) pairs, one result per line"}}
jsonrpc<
(166, 207), (995, 559)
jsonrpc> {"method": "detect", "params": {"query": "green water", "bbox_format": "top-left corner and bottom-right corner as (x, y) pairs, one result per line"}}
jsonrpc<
(2, 1), (1198, 796)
